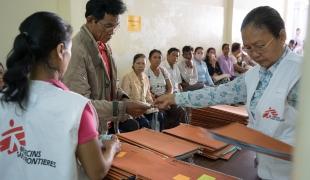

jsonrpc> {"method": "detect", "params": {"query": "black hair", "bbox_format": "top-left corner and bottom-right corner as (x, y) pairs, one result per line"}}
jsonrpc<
(206, 47), (216, 54)
(289, 39), (296, 46)
(222, 43), (229, 50)
(194, 46), (203, 53)
(85, 0), (127, 20)
(204, 47), (216, 63)
(148, 49), (162, 59)
(167, 47), (180, 55)
(182, 45), (194, 53)
(1, 11), (72, 109)
(231, 42), (241, 53)
(132, 53), (146, 69)
(241, 6), (285, 38)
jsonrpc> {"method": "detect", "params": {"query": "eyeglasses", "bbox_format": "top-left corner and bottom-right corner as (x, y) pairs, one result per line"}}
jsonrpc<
(97, 21), (120, 31)
(243, 37), (274, 54)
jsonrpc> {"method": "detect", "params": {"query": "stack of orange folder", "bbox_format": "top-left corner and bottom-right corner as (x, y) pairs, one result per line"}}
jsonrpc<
(191, 105), (248, 129)
(117, 128), (201, 159)
(106, 143), (239, 180)
(163, 124), (238, 160)
(210, 123), (293, 161)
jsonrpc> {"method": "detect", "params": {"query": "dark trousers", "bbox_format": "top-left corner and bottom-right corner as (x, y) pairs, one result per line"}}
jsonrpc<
(163, 105), (188, 129)
(135, 112), (165, 131)
(108, 119), (139, 134)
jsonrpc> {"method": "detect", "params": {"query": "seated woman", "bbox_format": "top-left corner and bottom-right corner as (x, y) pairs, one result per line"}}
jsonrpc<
(193, 47), (214, 86)
(121, 54), (164, 129)
(0, 11), (120, 180)
(146, 49), (188, 129)
(205, 48), (230, 85)
(218, 43), (236, 80)
(205, 47), (230, 85)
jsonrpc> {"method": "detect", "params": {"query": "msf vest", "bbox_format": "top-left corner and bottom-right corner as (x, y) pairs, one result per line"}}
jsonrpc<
(245, 52), (302, 180)
(0, 81), (89, 180)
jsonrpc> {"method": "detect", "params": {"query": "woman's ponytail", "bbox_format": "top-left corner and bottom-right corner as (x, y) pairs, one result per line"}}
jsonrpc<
(1, 11), (72, 109)
(2, 32), (35, 109)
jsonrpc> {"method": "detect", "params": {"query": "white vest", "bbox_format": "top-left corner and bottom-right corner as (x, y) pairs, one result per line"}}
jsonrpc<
(0, 81), (89, 180)
(245, 52), (302, 180)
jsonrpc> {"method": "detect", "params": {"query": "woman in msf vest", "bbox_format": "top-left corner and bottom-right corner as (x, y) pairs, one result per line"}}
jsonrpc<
(0, 11), (120, 180)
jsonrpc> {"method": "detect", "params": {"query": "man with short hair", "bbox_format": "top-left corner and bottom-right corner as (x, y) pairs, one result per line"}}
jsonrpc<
(64, 0), (149, 134)
(178, 45), (203, 91)
(162, 48), (182, 93)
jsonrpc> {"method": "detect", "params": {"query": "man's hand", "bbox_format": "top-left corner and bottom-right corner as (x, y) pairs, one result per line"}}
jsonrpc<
(124, 100), (152, 118)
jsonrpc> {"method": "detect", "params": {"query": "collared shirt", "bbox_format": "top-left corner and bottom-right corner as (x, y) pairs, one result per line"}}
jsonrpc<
(177, 58), (198, 85)
(175, 47), (299, 111)
(193, 59), (214, 86)
(97, 41), (111, 80)
(218, 54), (235, 77)
(162, 61), (182, 93)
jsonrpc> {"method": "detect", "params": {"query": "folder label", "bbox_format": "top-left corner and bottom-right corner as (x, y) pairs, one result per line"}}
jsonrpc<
(116, 151), (127, 158)
(197, 174), (216, 180)
(173, 174), (190, 180)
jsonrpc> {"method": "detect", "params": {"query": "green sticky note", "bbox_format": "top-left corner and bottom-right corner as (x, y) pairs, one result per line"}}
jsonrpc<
(197, 174), (216, 180)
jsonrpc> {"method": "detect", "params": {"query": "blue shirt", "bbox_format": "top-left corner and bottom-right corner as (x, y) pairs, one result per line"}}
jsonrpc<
(194, 59), (214, 86)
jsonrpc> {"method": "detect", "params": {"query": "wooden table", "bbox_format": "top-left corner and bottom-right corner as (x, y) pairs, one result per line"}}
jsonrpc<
(193, 150), (261, 180)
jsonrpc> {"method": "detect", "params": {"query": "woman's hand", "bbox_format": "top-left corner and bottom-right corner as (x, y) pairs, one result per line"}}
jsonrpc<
(102, 135), (121, 155)
(154, 94), (176, 110)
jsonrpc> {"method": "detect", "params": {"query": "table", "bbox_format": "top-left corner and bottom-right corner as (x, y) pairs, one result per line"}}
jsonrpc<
(193, 150), (261, 180)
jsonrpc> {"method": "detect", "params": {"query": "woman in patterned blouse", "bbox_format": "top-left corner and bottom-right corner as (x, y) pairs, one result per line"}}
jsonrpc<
(155, 6), (301, 180)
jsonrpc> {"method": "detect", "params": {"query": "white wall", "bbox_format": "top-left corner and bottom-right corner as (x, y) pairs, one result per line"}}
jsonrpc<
(0, 0), (226, 79)
(286, 0), (309, 42)
(69, 0), (88, 35)
(232, 0), (287, 43)
(0, 0), (72, 65)
(108, 0), (225, 78)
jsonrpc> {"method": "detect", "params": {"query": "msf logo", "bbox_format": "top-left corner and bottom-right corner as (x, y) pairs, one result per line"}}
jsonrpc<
(0, 119), (26, 154)
(262, 107), (282, 121)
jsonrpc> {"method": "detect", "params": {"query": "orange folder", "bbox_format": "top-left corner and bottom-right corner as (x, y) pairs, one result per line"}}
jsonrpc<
(210, 105), (248, 118)
(117, 128), (201, 159)
(209, 123), (293, 161)
(111, 143), (239, 180)
(163, 123), (227, 151)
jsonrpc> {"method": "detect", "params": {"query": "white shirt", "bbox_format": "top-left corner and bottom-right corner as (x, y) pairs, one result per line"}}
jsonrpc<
(146, 67), (169, 96)
(177, 58), (198, 85)
(162, 61), (182, 93)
